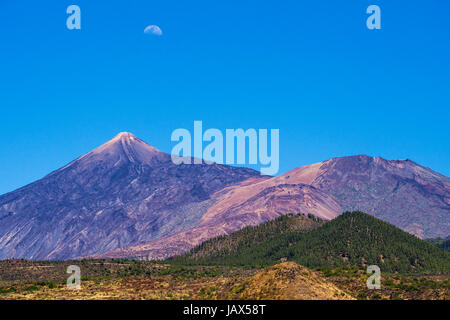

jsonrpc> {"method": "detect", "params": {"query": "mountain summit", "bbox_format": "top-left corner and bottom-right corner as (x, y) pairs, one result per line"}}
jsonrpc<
(55, 132), (165, 171)
(0, 133), (259, 260)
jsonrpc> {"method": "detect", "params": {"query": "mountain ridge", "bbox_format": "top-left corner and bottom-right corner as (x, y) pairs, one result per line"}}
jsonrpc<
(1, 133), (449, 261)
(0, 133), (260, 260)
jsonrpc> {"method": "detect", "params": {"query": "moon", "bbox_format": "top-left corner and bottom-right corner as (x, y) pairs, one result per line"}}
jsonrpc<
(144, 25), (163, 36)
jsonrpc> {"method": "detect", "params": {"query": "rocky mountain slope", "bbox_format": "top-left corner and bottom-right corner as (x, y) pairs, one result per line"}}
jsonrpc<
(228, 262), (354, 300)
(0, 133), (259, 260)
(1, 133), (449, 261)
(1, 259), (448, 300)
(95, 155), (449, 260)
(90, 183), (340, 260)
(200, 155), (450, 239)
(177, 211), (450, 274)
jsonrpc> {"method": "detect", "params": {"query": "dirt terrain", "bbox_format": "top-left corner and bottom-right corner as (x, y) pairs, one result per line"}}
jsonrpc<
(0, 260), (448, 300)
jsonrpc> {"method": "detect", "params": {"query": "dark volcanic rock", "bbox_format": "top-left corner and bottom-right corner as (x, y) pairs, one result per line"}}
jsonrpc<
(0, 133), (259, 260)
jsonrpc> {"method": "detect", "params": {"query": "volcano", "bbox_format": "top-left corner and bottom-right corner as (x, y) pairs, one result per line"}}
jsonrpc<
(0, 132), (260, 260)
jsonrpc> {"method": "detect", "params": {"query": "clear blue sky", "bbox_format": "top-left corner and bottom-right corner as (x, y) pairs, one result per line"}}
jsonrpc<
(1, 0), (449, 195)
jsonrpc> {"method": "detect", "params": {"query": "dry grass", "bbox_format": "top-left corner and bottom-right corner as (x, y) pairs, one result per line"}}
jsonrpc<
(0, 260), (448, 300)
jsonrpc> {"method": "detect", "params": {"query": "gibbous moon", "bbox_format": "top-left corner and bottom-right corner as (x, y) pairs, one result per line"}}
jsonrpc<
(144, 25), (163, 36)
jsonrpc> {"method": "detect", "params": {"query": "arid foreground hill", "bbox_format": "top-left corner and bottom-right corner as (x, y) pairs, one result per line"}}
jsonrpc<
(229, 262), (354, 300)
